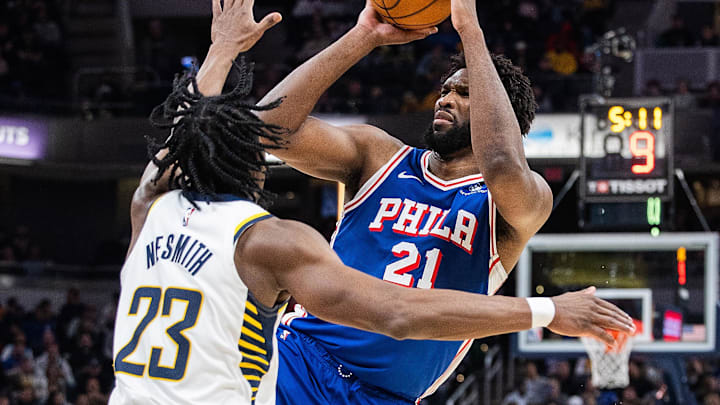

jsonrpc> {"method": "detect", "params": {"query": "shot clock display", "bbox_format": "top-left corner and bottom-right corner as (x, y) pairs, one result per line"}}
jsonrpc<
(580, 97), (674, 203)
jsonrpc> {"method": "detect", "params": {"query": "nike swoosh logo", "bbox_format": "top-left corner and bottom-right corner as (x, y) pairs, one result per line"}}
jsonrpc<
(398, 171), (423, 183)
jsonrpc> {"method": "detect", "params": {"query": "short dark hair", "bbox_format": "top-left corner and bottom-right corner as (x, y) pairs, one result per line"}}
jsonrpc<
(146, 59), (286, 207)
(442, 52), (537, 136)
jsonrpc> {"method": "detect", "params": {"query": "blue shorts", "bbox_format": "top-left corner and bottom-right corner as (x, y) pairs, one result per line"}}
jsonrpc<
(276, 324), (415, 405)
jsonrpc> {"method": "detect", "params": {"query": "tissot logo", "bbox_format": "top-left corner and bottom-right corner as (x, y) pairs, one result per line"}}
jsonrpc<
(588, 179), (668, 195)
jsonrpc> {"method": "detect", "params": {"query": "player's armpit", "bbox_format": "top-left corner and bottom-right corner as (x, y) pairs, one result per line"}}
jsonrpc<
(271, 118), (403, 186)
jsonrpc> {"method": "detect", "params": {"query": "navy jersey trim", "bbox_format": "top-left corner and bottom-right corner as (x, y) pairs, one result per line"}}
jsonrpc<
(233, 213), (273, 243)
(183, 191), (251, 203)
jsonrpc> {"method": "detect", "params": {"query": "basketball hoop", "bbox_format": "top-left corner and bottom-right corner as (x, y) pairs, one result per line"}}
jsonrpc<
(581, 330), (634, 389)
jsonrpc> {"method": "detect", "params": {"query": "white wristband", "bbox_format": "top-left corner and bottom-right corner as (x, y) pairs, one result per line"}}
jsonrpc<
(526, 297), (556, 328)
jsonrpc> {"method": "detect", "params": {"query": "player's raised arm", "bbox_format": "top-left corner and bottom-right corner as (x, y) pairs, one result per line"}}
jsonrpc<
(237, 218), (635, 345)
(450, 0), (552, 236)
(255, 2), (436, 185)
(129, 0), (281, 250)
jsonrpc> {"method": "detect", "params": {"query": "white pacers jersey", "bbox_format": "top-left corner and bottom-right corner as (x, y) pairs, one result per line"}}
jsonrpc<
(110, 190), (286, 405)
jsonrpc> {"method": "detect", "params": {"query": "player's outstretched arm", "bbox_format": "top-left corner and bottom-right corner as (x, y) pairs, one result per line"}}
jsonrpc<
(129, 0), (281, 249)
(236, 218), (635, 345)
(450, 0), (552, 236)
(255, 1), (436, 184)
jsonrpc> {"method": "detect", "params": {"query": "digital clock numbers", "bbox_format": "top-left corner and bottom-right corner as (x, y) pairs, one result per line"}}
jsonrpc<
(580, 97), (673, 203)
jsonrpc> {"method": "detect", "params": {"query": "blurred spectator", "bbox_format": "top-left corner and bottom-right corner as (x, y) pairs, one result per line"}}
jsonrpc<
(696, 373), (720, 401)
(699, 81), (720, 162)
(1, 332), (34, 371)
(544, 37), (579, 76)
(531, 56), (563, 110)
(502, 384), (528, 405)
(699, 25), (720, 47)
(6, 356), (47, 403)
(546, 378), (569, 405)
(643, 79), (663, 97)
(366, 85), (397, 114)
(524, 361), (552, 405)
(657, 15), (695, 47)
(47, 390), (69, 405)
(673, 78), (697, 110)
(32, 3), (61, 48)
(628, 359), (655, 398)
(12, 385), (39, 405)
(137, 19), (179, 82)
(699, 81), (720, 108)
(706, 392), (720, 405)
(424, 20), (460, 53)
(34, 342), (76, 393)
(416, 45), (450, 82)
(400, 91), (422, 113)
(533, 84), (554, 113)
(10, 225), (43, 262)
(57, 288), (84, 351)
(621, 385), (641, 405)
(4, 297), (26, 326)
(22, 300), (55, 353)
(580, 0), (614, 38)
(81, 377), (108, 405)
(339, 79), (366, 114)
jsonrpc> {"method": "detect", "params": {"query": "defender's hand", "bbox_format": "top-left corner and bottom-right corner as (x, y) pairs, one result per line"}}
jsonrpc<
(356, 0), (437, 47)
(548, 287), (636, 347)
(211, 0), (282, 54)
(450, 0), (480, 35)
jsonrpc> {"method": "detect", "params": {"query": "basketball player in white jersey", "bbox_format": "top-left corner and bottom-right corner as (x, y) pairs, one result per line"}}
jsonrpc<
(110, 1), (634, 404)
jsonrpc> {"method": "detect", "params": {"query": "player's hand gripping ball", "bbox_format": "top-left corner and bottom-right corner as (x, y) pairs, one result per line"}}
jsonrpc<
(371, 0), (451, 29)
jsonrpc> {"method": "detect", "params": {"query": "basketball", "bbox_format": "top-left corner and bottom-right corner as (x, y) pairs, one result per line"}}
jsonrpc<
(371, 0), (451, 30)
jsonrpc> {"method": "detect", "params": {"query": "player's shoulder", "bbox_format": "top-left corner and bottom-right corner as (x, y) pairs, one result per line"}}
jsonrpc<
(237, 217), (316, 253)
(235, 217), (332, 273)
(343, 125), (414, 192)
(343, 124), (404, 158)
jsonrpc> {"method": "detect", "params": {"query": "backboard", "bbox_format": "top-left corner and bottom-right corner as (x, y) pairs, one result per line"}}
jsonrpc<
(516, 233), (718, 354)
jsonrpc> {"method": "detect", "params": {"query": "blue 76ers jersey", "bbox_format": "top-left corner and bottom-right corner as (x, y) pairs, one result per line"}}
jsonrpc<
(284, 146), (509, 401)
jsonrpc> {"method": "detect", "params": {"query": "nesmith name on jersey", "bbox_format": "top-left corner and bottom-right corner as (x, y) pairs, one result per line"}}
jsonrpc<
(145, 234), (213, 276)
(369, 198), (477, 254)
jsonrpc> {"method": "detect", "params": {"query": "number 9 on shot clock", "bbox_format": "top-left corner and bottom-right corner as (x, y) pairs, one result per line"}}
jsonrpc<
(580, 97), (673, 202)
(579, 97), (674, 230)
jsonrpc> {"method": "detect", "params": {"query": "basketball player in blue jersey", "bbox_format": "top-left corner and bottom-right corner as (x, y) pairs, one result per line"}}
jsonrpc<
(252, 0), (630, 404)
(111, 1), (633, 404)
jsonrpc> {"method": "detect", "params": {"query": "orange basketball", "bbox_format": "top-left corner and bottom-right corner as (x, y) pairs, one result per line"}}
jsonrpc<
(371, 0), (451, 30)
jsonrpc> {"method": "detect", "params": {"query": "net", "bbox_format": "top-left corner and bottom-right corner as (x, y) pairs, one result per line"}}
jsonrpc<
(581, 330), (633, 389)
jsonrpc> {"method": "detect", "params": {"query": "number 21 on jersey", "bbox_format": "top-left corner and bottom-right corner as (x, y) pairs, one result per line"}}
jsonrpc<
(114, 287), (203, 381)
(383, 242), (442, 289)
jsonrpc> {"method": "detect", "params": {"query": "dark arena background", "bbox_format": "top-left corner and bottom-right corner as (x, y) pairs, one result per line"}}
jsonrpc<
(1, 0), (719, 404)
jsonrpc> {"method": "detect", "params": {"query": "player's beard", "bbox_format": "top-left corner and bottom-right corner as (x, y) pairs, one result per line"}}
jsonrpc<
(423, 122), (471, 159)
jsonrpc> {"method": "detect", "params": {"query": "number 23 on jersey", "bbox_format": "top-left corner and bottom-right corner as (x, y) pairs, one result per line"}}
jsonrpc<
(114, 287), (203, 381)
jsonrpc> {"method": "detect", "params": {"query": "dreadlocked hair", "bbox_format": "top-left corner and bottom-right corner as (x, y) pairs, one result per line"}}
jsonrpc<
(146, 58), (287, 208)
(442, 52), (537, 136)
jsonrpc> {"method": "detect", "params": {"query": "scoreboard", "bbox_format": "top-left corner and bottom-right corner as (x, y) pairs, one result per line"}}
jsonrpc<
(580, 97), (674, 203)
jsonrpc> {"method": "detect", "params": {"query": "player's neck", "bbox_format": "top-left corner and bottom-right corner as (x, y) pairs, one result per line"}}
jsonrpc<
(427, 148), (479, 180)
